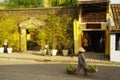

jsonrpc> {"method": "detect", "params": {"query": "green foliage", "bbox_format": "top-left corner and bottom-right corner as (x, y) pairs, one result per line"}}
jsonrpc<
(2, 0), (77, 8)
(85, 65), (97, 70)
(29, 28), (46, 50)
(51, 0), (59, 6)
(66, 65), (76, 74)
(45, 14), (60, 49)
(0, 17), (19, 50)
(45, 13), (73, 49)
(3, 0), (43, 9)
(51, 0), (77, 7)
(85, 65), (98, 73)
(0, 17), (18, 43)
(37, 29), (46, 49)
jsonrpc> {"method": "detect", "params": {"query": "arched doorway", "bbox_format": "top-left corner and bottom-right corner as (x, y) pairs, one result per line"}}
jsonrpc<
(18, 17), (44, 51)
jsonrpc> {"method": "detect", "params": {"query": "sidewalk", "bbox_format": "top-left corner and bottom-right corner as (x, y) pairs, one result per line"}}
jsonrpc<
(0, 52), (120, 66)
(0, 52), (77, 63)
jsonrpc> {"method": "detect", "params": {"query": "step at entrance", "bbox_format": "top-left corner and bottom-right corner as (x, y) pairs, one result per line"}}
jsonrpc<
(85, 53), (109, 61)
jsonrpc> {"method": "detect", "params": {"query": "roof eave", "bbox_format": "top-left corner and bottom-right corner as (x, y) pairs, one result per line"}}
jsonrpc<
(110, 30), (120, 33)
(77, 0), (110, 4)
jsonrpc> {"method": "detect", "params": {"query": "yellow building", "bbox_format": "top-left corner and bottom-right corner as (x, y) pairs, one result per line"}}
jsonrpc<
(74, 0), (110, 55)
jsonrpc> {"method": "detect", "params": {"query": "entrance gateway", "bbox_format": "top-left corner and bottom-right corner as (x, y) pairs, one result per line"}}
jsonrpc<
(82, 23), (105, 53)
(82, 30), (105, 53)
(73, 22), (109, 54)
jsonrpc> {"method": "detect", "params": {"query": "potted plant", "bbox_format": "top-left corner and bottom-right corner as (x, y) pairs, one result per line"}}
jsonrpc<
(0, 47), (4, 53)
(7, 47), (12, 53)
(45, 14), (72, 56)
(62, 49), (68, 56)
(47, 31), (58, 56)
(36, 29), (47, 55)
(62, 40), (69, 56)
(60, 14), (72, 56)
(45, 14), (60, 56)
(0, 41), (4, 53)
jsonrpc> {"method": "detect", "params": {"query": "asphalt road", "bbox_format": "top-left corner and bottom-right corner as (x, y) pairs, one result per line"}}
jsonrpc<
(0, 59), (120, 80)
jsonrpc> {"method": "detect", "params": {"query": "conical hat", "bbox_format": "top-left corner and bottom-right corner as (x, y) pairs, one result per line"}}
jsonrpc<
(78, 47), (85, 53)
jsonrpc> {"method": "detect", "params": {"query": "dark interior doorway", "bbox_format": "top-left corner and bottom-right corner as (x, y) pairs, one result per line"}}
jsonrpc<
(83, 31), (105, 53)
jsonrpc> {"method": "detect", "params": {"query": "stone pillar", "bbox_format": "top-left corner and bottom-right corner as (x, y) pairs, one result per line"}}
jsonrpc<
(105, 30), (110, 55)
(73, 19), (78, 54)
(73, 20), (85, 54)
(21, 29), (27, 51)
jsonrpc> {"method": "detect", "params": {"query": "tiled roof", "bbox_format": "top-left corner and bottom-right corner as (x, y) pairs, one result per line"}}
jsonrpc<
(111, 4), (120, 31)
(78, 0), (110, 4)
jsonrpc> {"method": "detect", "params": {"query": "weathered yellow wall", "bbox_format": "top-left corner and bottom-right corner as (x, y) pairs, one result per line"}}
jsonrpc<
(73, 5), (84, 54)
(106, 3), (110, 23)
(101, 23), (107, 30)
(105, 30), (110, 55)
(78, 5), (82, 22)
(73, 20), (78, 54)
(73, 5), (83, 54)
(105, 3), (110, 55)
(73, 21), (86, 54)
(101, 22), (110, 55)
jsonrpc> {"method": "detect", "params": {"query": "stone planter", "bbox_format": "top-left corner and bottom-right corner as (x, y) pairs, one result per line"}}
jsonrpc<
(51, 49), (57, 56)
(62, 50), (68, 56)
(40, 49), (47, 55)
(7, 48), (12, 53)
(0, 47), (4, 53)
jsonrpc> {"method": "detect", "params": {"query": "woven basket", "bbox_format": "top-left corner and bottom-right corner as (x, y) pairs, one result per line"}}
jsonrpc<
(66, 65), (77, 74)
(67, 69), (76, 74)
(86, 68), (98, 73)
(85, 65), (98, 73)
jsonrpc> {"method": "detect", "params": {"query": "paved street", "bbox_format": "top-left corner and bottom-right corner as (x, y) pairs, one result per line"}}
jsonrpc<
(0, 59), (120, 80)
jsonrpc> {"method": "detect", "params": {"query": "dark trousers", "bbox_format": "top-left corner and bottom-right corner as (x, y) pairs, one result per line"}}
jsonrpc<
(78, 64), (87, 75)
(4, 45), (8, 53)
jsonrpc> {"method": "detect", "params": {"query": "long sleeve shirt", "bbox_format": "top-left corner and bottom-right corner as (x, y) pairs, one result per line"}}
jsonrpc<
(78, 53), (86, 66)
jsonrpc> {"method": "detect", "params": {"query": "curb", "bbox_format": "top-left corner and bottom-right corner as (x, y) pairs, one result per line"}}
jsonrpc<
(0, 53), (120, 66)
